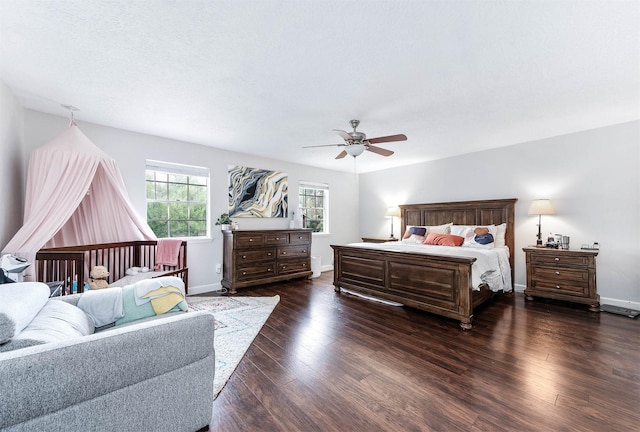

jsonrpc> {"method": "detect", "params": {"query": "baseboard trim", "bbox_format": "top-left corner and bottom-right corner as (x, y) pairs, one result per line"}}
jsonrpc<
(600, 297), (640, 310)
(188, 282), (223, 296)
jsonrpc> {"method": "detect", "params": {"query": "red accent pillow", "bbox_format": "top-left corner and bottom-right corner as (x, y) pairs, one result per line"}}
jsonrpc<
(424, 233), (464, 247)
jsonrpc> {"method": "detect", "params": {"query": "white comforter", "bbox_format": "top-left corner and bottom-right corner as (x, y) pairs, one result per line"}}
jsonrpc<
(347, 242), (512, 292)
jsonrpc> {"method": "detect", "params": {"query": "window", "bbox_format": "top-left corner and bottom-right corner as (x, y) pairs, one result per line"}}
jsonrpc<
(298, 181), (329, 233)
(146, 160), (209, 238)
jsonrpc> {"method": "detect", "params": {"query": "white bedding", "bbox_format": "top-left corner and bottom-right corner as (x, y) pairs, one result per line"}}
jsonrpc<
(108, 271), (167, 288)
(347, 242), (512, 292)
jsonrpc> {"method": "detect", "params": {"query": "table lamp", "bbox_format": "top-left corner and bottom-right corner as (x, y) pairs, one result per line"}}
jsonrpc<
(528, 199), (555, 246)
(385, 206), (401, 238)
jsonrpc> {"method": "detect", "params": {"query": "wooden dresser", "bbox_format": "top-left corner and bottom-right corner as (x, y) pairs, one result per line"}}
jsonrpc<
(222, 229), (312, 293)
(523, 247), (599, 311)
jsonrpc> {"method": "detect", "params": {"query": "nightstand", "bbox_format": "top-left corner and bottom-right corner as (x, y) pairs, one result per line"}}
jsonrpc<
(523, 247), (599, 312)
(361, 237), (399, 243)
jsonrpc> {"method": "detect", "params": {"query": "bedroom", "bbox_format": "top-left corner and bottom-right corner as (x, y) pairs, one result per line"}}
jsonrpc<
(1, 0), (639, 430)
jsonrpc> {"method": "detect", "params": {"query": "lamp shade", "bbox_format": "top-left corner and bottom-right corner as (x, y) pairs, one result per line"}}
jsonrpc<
(528, 199), (555, 215)
(385, 206), (401, 218)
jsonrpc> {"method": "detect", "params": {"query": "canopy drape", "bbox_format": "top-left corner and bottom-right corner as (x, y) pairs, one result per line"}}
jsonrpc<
(2, 125), (156, 279)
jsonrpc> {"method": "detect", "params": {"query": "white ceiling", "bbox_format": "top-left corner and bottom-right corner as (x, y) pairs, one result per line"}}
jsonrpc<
(1, 1), (638, 173)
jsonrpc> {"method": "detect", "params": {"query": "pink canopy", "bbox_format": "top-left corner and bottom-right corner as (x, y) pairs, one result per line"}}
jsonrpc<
(2, 125), (156, 276)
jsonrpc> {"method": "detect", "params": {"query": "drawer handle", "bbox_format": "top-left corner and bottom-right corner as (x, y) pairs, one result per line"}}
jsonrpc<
(282, 266), (286, 270)
(554, 257), (560, 261)
(302, 250), (307, 253)
(556, 285), (560, 289)
(267, 252), (272, 256)
(303, 263), (306, 267)
(556, 271), (560, 275)
(242, 271), (247, 276)
(249, 239), (253, 242)
(282, 252), (287, 255)
(268, 268), (272, 272)
(275, 237), (280, 240)
(298, 236), (303, 239)
(242, 255), (246, 259)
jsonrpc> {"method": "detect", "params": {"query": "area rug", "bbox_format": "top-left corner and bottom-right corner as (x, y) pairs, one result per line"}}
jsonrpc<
(187, 295), (279, 399)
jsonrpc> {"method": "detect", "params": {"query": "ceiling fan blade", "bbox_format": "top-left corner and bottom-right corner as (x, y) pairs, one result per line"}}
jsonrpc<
(366, 145), (394, 157)
(366, 134), (407, 144)
(302, 143), (344, 148)
(332, 129), (352, 141)
(335, 150), (347, 159)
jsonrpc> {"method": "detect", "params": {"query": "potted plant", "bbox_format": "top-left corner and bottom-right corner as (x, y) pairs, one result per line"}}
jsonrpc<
(215, 213), (233, 231)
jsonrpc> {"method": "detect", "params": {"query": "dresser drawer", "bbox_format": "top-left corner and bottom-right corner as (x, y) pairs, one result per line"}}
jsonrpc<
(290, 231), (311, 245)
(236, 248), (276, 262)
(530, 266), (589, 284)
(265, 232), (290, 245)
(530, 254), (589, 267)
(236, 233), (265, 247)
(278, 259), (310, 275)
(278, 245), (310, 259)
(237, 263), (275, 280)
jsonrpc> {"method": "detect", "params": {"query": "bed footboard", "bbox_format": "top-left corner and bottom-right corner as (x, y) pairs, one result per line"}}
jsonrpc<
(36, 240), (188, 294)
(332, 245), (477, 330)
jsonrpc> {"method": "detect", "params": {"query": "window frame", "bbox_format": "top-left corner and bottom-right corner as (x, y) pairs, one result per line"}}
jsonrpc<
(145, 160), (210, 239)
(298, 181), (329, 234)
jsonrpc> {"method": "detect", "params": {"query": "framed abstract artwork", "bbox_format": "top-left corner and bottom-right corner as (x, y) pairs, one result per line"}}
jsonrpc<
(228, 165), (288, 218)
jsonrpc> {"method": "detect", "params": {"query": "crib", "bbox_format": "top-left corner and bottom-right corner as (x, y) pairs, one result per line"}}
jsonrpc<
(35, 240), (188, 294)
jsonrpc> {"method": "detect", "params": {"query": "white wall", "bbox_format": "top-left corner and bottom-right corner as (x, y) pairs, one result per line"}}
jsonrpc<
(0, 82), (25, 249)
(23, 110), (360, 293)
(359, 121), (640, 307)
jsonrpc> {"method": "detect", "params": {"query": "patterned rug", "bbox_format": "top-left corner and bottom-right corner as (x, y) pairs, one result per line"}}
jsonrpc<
(187, 295), (279, 399)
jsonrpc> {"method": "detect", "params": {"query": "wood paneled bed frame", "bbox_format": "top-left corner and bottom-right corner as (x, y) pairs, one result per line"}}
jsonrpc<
(332, 198), (517, 329)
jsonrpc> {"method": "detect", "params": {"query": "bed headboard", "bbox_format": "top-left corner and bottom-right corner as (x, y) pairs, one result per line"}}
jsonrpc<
(399, 198), (517, 286)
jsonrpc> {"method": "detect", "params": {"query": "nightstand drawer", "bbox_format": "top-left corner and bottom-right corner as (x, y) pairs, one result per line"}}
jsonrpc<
(530, 280), (588, 297)
(530, 266), (589, 284)
(530, 254), (589, 267)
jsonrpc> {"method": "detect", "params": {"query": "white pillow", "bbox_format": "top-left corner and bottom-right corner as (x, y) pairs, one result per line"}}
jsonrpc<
(451, 225), (498, 248)
(0, 300), (95, 352)
(0, 282), (50, 344)
(427, 223), (452, 234)
(494, 223), (507, 247)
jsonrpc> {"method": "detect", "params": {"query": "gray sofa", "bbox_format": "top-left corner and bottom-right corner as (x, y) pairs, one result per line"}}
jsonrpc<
(0, 294), (214, 432)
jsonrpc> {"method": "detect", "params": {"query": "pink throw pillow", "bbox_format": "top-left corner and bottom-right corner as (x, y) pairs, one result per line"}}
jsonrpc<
(424, 233), (464, 247)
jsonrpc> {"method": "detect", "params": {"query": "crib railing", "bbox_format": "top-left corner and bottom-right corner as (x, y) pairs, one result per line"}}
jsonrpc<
(36, 240), (188, 294)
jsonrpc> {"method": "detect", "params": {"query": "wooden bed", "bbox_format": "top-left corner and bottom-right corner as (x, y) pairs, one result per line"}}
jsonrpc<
(35, 240), (188, 294)
(332, 198), (517, 329)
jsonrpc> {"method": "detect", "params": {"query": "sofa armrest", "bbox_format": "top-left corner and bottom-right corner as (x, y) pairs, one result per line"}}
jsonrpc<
(0, 311), (215, 429)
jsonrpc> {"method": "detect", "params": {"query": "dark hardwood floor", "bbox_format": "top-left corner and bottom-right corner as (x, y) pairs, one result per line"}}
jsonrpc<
(207, 272), (639, 431)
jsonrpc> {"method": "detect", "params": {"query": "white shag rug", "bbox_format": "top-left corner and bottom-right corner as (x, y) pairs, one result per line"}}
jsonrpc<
(187, 295), (279, 399)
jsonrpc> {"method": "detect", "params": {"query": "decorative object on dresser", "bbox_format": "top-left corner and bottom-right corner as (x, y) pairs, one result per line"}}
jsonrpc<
(384, 206), (401, 239)
(333, 198), (517, 330)
(523, 247), (599, 312)
(361, 237), (399, 243)
(528, 199), (555, 246)
(222, 229), (312, 294)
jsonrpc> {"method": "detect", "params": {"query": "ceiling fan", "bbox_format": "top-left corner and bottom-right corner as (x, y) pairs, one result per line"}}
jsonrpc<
(303, 119), (407, 159)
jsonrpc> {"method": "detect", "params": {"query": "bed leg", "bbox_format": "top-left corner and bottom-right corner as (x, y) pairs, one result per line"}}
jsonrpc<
(334, 285), (341, 293)
(460, 320), (473, 331)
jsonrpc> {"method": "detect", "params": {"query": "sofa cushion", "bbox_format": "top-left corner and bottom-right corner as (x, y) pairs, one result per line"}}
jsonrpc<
(0, 282), (50, 344)
(0, 300), (94, 352)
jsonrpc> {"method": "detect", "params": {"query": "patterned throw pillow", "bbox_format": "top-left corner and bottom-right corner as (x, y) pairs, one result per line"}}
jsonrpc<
(450, 225), (497, 248)
(402, 226), (428, 243)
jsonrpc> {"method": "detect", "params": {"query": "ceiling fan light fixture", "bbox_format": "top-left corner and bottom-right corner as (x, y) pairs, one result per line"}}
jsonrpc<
(345, 144), (365, 157)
